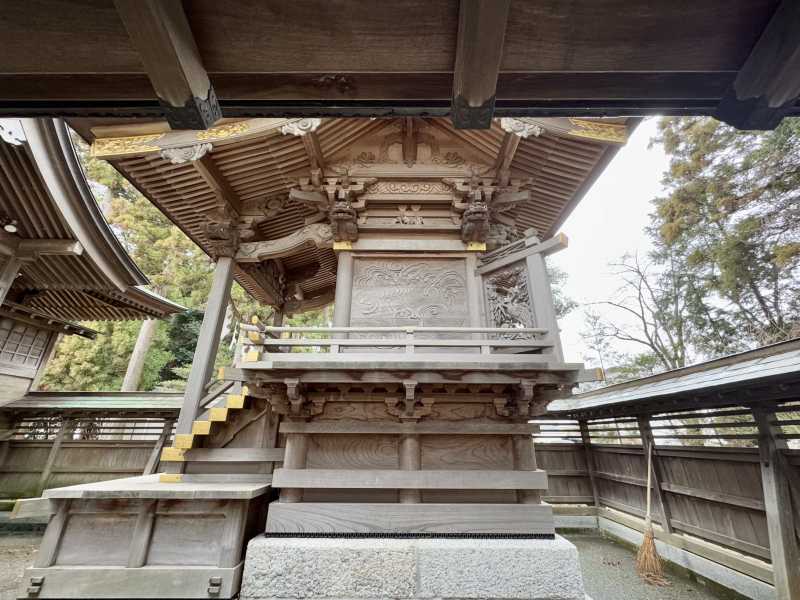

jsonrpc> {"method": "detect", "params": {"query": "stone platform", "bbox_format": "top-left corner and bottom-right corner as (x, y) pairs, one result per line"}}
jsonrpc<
(240, 535), (585, 600)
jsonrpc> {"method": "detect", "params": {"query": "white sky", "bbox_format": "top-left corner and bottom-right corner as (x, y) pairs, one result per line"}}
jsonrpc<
(548, 117), (669, 364)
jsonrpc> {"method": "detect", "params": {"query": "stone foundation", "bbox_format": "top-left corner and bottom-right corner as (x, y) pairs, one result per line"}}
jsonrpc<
(240, 535), (585, 600)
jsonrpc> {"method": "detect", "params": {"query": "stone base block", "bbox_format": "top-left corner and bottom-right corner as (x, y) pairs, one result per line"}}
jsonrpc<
(241, 535), (585, 600)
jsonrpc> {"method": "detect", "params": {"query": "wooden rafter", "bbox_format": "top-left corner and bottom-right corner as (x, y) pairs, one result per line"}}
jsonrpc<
(493, 132), (521, 177)
(715, 0), (800, 129)
(193, 154), (241, 215)
(113, 0), (222, 130)
(302, 132), (325, 171)
(451, 0), (511, 129)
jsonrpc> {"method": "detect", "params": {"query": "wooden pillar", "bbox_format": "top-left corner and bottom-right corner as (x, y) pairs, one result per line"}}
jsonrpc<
(37, 418), (72, 496)
(637, 415), (673, 534)
(332, 251), (354, 327)
(512, 434), (541, 503)
(280, 433), (308, 503)
(174, 257), (234, 436)
(525, 253), (563, 361)
(753, 408), (800, 600)
(0, 255), (22, 306)
(398, 434), (422, 504)
(579, 420), (600, 508)
(143, 418), (174, 475)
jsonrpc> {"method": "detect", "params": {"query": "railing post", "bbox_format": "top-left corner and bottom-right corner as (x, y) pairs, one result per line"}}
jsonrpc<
(637, 415), (673, 534)
(753, 408), (800, 600)
(578, 420), (600, 508)
(405, 327), (415, 354)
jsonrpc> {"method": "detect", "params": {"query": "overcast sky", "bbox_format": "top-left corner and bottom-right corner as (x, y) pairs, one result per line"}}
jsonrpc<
(548, 117), (670, 365)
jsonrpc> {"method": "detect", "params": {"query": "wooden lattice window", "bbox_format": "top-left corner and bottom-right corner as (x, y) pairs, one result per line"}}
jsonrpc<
(0, 318), (50, 369)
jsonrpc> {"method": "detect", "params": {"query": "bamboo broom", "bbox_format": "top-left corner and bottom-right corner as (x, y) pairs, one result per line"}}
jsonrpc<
(636, 440), (669, 585)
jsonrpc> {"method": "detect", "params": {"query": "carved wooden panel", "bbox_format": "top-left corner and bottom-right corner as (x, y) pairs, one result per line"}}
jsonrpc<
(351, 258), (469, 329)
(483, 262), (536, 332)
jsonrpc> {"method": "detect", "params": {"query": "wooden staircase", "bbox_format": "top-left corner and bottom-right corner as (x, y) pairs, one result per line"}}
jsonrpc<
(158, 385), (283, 481)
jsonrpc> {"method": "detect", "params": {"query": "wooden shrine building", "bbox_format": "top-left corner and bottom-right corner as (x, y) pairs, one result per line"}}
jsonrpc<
(5, 113), (633, 600)
(6, 2), (800, 599)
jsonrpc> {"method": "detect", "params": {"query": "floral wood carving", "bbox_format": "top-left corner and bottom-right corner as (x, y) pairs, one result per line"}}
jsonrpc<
(280, 118), (322, 137)
(484, 264), (536, 334)
(159, 142), (212, 164)
(351, 258), (468, 328)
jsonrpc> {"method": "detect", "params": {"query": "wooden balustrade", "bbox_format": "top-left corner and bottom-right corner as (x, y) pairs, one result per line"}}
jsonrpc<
(240, 324), (552, 356)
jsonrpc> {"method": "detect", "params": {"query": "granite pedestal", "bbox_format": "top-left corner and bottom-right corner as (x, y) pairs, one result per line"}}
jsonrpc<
(240, 535), (585, 600)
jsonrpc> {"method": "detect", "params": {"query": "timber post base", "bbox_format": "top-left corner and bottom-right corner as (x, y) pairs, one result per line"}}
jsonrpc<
(240, 535), (586, 600)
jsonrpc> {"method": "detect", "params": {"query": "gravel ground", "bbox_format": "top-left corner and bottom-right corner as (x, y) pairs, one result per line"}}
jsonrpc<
(565, 532), (732, 600)
(0, 527), (737, 600)
(0, 531), (41, 600)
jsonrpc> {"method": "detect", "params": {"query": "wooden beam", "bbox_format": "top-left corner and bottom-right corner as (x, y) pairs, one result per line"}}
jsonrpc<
(753, 408), (800, 600)
(279, 421), (540, 435)
(715, 0), (800, 130)
(36, 419), (72, 496)
(142, 417), (173, 475)
(272, 468), (548, 490)
(451, 0), (510, 129)
(113, 0), (222, 130)
(266, 503), (554, 535)
(493, 132), (521, 175)
(0, 256), (21, 306)
(89, 118), (293, 159)
(194, 154), (240, 215)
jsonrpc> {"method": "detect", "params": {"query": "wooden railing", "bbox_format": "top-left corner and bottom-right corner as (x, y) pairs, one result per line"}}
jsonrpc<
(241, 324), (553, 355)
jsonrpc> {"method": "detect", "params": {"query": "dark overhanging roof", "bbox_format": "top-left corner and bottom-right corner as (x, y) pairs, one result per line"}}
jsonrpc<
(549, 338), (800, 419)
(0, 391), (182, 418)
(0, 1), (797, 131)
(0, 118), (184, 322)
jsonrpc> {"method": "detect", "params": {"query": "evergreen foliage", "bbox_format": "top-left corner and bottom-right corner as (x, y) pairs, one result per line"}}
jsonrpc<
(583, 116), (800, 384)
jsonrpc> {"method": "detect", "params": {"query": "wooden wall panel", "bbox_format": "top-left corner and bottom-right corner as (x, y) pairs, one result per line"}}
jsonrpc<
(306, 434), (399, 469)
(421, 435), (512, 470)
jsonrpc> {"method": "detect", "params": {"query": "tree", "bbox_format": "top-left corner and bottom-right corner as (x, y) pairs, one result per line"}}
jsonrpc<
(652, 116), (800, 347)
(41, 135), (216, 391)
(547, 264), (578, 320)
(584, 253), (691, 372)
(583, 116), (800, 387)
